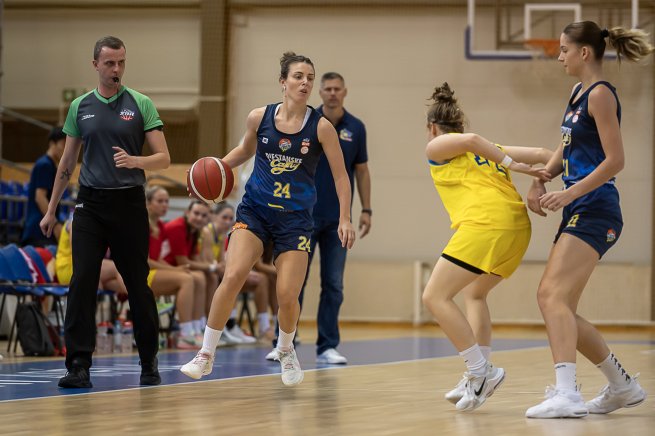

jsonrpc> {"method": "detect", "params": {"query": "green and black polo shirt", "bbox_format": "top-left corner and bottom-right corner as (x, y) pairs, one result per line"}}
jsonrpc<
(63, 86), (164, 189)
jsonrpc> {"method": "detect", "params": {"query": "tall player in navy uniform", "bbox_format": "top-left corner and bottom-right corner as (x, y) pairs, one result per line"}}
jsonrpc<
(525, 22), (652, 418)
(41, 36), (170, 388)
(181, 52), (356, 385)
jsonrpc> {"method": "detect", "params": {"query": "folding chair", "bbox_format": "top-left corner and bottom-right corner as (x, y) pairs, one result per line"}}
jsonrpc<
(22, 246), (68, 332)
(237, 292), (257, 336)
(0, 245), (47, 353)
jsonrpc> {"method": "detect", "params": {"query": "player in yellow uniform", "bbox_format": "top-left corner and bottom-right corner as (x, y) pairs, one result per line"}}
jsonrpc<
(422, 83), (552, 412)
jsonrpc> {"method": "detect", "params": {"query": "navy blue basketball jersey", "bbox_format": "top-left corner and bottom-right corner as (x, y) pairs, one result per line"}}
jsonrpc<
(561, 81), (621, 186)
(243, 103), (324, 211)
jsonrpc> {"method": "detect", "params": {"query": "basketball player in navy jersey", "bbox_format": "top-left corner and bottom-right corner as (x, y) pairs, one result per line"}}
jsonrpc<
(525, 22), (652, 418)
(181, 52), (356, 385)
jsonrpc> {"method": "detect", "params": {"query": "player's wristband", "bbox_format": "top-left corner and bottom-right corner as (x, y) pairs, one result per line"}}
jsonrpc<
(361, 208), (372, 216)
(209, 262), (218, 273)
(501, 155), (513, 167)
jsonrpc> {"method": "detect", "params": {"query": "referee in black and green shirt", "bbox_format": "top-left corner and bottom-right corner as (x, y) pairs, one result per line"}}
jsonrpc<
(41, 36), (171, 388)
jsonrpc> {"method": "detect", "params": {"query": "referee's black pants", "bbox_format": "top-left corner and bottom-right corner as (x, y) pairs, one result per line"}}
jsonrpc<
(64, 185), (159, 370)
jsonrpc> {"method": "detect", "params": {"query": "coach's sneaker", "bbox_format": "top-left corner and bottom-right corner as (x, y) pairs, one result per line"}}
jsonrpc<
(445, 372), (470, 404)
(180, 351), (214, 380)
(317, 348), (348, 364)
(586, 376), (647, 414)
(526, 386), (588, 418)
(277, 347), (304, 386)
(455, 364), (505, 412)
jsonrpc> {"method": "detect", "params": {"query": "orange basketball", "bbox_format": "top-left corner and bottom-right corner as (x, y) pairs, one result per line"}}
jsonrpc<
(187, 157), (234, 203)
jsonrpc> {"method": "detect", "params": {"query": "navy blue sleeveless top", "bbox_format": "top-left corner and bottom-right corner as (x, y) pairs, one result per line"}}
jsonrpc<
(561, 81), (621, 187)
(243, 103), (324, 211)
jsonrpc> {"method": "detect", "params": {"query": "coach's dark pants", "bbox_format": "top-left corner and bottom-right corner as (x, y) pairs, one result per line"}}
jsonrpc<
(64, 185), (158, 370)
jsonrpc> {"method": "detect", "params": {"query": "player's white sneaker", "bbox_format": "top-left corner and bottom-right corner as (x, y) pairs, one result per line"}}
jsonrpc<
(316, 348), (348, 364)
(265, 348), (278, 361)
(180, 351), (214, 380)
(526, 386), (588, 418)
(455, 364), (505, 411)
(276, 347), (304, 386)
(445, 372), (469, 404)
(586, 376), (647, 414)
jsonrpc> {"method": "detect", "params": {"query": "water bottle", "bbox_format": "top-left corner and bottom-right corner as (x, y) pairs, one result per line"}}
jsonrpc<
(96, 322), (111, 354)
(121, 321), (134, 353)
(113, 320), (122, 352)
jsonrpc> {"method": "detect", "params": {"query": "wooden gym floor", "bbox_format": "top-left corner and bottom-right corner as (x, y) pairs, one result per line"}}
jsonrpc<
(0, 323), (653, 435)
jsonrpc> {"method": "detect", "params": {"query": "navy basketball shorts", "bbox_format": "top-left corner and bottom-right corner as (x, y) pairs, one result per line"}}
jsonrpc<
(554, 199), (623, 259)
(233, 199), (313, 258)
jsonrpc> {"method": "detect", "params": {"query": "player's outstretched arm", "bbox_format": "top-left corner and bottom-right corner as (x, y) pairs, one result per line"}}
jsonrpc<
(503, 146), (553, 165)
(426, 132), (551, 181)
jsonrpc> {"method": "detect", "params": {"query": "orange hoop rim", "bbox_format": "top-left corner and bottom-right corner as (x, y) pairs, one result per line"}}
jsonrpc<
(524, 39), (560, 58)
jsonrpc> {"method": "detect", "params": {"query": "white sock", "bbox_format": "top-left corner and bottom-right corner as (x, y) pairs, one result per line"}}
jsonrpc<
(480, 345), (491, 361)
(180, 321), (194, 337)
(555, 362), (577, 392)
(193, 319), (204, 333)
(200, 326), (223, 355)
(459, 344), (487, 377)
(200, 317), (208, 331)
(277, 328), (296, 352)
(258, 312), (270, 334)
(230, 309), (238, 319)
(597, 352), (631, 389)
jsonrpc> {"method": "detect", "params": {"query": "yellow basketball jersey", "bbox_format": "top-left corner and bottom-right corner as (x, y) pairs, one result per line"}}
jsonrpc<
(429, 146), (530, 230)
(200, 222), (225, 261)
(55, 221), (73, 284)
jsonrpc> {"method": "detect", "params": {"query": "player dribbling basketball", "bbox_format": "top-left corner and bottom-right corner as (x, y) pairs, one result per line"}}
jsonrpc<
(180, 52), (356, 386)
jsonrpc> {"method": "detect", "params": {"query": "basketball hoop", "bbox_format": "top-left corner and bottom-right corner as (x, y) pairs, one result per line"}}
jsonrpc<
(524, 39), (561, 58)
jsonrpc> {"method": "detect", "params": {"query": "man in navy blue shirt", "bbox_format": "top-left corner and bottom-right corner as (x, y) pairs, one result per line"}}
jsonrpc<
(304, 72), (372, 364)
(21, 126), (66, 247)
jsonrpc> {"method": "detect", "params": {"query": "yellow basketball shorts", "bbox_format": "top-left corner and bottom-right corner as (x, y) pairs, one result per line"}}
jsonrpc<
(147, 269), (157, 287)
(442, 225), (531, 279)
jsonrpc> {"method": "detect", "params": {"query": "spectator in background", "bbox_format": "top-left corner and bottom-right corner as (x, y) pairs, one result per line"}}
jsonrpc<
(163, 200), (218, 329)
(22, 126), (66, 247)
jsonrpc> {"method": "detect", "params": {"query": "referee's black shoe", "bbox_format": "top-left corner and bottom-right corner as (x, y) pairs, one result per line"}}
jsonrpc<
(140, 357), (161, 385)
(58, 367), (93, 388)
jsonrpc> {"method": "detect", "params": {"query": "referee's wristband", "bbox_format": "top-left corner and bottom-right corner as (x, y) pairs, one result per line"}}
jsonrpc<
(500, 155), (513, 167)
(361, 208), (372, 216)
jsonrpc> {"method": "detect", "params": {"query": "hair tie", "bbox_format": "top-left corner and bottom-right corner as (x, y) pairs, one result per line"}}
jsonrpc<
(601, 28), (609, 38)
